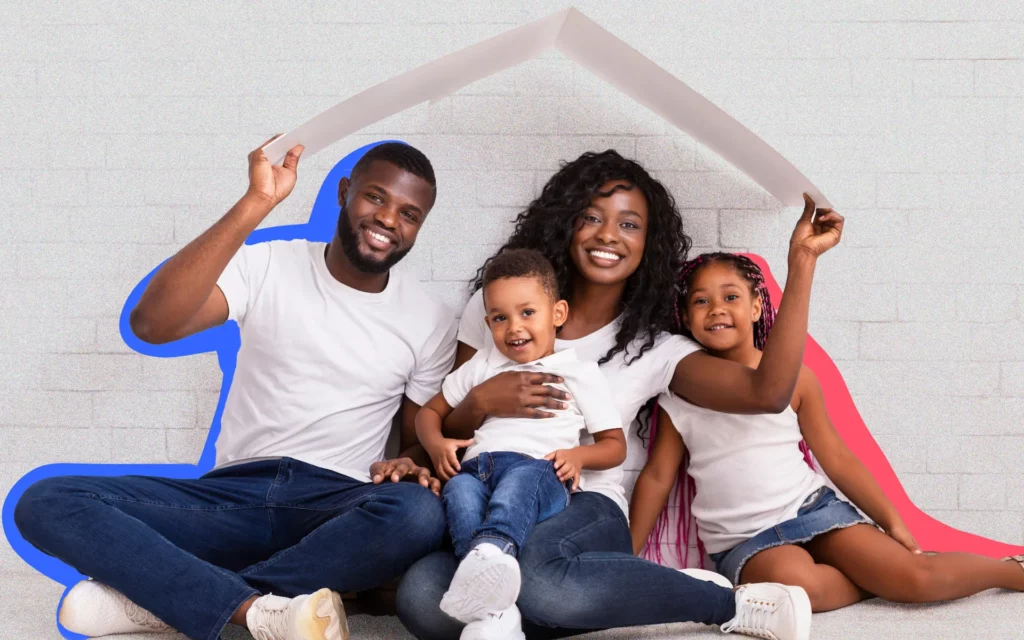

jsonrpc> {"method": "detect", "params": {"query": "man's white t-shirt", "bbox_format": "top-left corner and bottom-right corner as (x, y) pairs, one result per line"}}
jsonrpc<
(214, 239), (458, 482)
(442, 347), (621, 466)
(458, 288), (701, 517)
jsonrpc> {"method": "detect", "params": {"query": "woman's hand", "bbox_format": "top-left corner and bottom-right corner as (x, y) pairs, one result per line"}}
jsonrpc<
(789, 193), (844, 262)
(468, 370), (570, 419)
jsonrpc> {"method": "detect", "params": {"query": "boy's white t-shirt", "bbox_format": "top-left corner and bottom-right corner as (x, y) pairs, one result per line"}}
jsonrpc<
(443, 347), (621, 465)
(458, 288), (701, 517)
(214, 239), (458, 482)
(657, 391), (826, 554)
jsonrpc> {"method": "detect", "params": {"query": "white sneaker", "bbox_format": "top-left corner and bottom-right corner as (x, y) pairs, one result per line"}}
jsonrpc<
(460, 604), (527, 640)
(721, 583), (811, 640)
(440, 543), (521, 624)
(678, 568), (734, 590)
(246, 588), (349, 640)
(59, 580), (172, 636)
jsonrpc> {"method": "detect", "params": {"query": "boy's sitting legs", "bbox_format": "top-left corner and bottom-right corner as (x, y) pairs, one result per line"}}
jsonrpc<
(440, 453), (570, 624)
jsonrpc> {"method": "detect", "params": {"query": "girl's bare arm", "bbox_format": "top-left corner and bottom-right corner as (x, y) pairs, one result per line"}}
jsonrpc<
(629, 410), (687, 555)
(795, 366), (908, 540)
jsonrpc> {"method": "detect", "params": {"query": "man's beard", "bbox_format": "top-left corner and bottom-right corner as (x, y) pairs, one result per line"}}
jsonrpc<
(336, 205), (411, 275)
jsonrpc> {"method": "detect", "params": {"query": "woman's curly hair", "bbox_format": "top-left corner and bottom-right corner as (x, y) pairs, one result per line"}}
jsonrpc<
(472, 150), (691, 365)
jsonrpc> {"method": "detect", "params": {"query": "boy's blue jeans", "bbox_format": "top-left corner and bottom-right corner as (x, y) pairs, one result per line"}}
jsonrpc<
(13, 458), (446, 640)
(443, 452), (570, 559)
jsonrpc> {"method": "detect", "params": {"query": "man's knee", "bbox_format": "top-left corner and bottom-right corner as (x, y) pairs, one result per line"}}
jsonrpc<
(382, 483), (446, 548)
(13, 476), (82, 545)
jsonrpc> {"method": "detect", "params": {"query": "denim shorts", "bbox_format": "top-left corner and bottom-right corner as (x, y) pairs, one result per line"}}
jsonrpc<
(709, 486), (871, 585)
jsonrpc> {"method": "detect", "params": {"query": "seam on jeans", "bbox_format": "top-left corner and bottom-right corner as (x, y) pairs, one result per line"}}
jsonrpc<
(96, 497), (267, 511)
(266, 460), (287, 546)
(207, 586), (260, 640)
(727, 519), (871, 585)
(556, 514), (627, 557)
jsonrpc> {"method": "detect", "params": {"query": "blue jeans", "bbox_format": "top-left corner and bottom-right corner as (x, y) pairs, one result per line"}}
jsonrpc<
(14, 458), (446, 640)
(397, 491), (736, 640)
(444, 452), (570, 559)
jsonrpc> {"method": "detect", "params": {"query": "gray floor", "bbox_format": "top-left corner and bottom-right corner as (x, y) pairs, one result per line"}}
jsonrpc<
(4, 572), (1023, 640)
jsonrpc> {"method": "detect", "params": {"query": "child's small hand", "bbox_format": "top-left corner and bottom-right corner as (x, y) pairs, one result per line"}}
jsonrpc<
(789, 193), (844, 261)
(544, 449), (582, 490)
(885, 521), (922, 555)
(428, 437), (474, 482)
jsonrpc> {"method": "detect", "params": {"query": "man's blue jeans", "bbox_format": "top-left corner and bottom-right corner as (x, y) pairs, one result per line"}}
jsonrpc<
(14, 458), (446, 640)
(444, 452), (570, 559)
(397, 491), (736, 640)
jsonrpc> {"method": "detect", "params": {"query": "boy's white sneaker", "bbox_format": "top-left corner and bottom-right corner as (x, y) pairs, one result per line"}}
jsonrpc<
(459, 604), (527, 640)
(58, 580), (172, 636)
(678, 567), (734, 590)
(246, 588), (349, 640)
(440, 543), (521, 623)
(721, 583), (811, 640)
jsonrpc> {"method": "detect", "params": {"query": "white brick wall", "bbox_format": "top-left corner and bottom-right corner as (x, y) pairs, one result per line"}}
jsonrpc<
(2, 1), (1024, 621)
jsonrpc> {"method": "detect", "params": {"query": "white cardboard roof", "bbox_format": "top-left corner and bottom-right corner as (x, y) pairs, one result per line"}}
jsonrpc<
(263, 7), (827, 208)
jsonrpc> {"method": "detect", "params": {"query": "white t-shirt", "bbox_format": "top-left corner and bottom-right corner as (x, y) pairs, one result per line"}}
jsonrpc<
(443, 347), (621, 467)
(214, 240), (458, 482)
(459, 288), (701, 517)
(658, 391), (826, 554)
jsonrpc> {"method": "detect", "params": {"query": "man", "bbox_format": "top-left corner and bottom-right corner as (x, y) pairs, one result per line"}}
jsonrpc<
(14, 137), (457, 640)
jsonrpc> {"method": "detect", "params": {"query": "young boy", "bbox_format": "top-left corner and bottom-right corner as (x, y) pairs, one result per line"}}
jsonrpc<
(415, 248), (626, 631)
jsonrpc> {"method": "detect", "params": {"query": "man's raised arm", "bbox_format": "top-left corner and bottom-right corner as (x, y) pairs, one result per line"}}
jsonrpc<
(130, 136), (303, 344)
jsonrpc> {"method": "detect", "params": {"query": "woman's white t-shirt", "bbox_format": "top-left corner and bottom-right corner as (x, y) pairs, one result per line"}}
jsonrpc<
(458, 288), (701, 517)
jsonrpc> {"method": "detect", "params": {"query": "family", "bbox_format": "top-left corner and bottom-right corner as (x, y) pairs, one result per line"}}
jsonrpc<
(13, 138), (1024, 640)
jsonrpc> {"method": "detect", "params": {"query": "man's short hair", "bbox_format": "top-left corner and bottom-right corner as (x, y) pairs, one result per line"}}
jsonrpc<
(350, 142), (436, 189)
(482, 248), (560, 300)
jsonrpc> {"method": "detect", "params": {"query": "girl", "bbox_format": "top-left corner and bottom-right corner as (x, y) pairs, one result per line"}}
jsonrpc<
(396, 149), (843, 640)
(631, 252), (1024, 612)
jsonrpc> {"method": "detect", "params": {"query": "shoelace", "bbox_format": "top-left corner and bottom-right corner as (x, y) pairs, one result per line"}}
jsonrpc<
(121, 597), (170, 631)
(723, 593), (777, 639)
(250, 601), (290, 640)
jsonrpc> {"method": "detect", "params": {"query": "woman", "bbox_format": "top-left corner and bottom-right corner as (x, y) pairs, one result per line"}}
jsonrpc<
(395, 150), (842, 640)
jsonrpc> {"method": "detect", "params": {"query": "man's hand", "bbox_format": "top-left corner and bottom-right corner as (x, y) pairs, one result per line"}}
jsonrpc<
(544, 449), (583, 491)
(369, 457), (441, 496)
(246, 134), (304, 208)
(425, 437), (474, 482)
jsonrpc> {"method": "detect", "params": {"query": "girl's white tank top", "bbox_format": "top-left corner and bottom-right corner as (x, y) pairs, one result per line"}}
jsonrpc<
(657, 391), (826, 554)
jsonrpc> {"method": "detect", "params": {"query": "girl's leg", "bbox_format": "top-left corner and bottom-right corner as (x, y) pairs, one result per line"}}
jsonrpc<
(739, 544), (869, 612)
(805, 523), (1024, 603)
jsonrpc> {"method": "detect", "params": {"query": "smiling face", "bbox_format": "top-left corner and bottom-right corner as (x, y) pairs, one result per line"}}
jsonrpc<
(483, 276), (569, 364)
(683, 262), (763, 353)
(335, 160), (436, 274)
(569, 180), (648, 287)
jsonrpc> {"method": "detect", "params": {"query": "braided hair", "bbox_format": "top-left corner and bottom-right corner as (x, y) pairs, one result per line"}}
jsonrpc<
(641, 252), (815, 570)
(675, 252), (777, 350)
